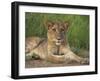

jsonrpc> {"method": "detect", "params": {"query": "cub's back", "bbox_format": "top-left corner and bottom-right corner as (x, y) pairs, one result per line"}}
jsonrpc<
(25, 37), (46, 53)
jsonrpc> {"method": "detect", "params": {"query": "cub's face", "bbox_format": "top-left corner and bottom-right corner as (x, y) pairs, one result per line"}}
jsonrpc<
(46, 21), (69, 46)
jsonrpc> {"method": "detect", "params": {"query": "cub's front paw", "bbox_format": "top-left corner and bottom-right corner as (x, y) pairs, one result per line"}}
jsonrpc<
(80, 58), (89, 64)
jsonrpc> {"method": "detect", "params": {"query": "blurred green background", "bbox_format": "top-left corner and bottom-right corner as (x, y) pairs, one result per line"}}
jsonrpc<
(25, 12), (89, 57)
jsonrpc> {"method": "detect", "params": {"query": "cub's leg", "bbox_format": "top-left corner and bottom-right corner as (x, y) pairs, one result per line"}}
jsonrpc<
(47, 52), (66, 63)
(63, 48), (89, 64)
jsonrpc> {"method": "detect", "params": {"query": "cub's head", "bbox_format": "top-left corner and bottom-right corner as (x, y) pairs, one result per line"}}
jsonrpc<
(46, 21), (69, 46)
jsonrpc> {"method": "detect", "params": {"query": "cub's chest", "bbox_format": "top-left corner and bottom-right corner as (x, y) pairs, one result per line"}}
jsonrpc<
(48, 45), (65, 55)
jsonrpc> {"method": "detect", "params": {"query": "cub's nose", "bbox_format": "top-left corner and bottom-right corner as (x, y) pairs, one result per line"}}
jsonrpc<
(57, 37), (61, 40)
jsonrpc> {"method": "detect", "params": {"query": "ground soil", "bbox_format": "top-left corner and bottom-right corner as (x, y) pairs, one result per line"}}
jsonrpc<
(25, 57), (89, 68)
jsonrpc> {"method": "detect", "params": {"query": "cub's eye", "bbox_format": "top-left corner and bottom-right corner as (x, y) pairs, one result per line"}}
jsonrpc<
(52, 28), (56, 31)
(61, 29), (64, 31)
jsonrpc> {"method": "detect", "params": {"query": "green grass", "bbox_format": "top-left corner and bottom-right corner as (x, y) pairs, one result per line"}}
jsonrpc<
(25, 12), (89, 52)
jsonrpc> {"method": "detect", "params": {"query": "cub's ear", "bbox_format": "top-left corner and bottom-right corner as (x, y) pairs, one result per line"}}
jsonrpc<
(63, 21), (69, 31)
(45, 21), (54, 30)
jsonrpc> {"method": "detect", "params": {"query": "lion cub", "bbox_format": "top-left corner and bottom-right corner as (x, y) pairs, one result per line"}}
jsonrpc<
(25, 21), (88, 64)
